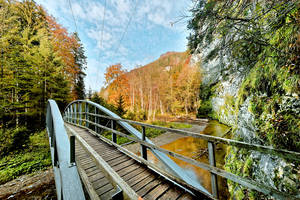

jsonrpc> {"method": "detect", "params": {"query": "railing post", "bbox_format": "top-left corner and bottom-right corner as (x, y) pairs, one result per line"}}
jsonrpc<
(94, 106), (97, 132)
(85, 102), (89, 128)
(111, 120), (116, 143)
(74, 103), (77, 124)
(50, 119), (54, 147)
(97, 110), (100, 133)
(66, 107), (69, 122)
(208, 141), (218, 199)
(68, 107), (71, 123)
(54, 140), (58, 167)
(71, 104), (73, 123)
(141, 126), (147, 160)
(70, 105), (72, 123)
(79, 103), (82, 126)
(70, 135), (75, 165)
(72, 104), (75, 123)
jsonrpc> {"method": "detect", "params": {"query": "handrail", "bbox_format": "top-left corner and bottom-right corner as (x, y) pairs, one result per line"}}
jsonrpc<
(46, 100), (85, 200)
(63, 100), (300, 199)
(64, 100), (209, 196)
(85, 113), (300, 161)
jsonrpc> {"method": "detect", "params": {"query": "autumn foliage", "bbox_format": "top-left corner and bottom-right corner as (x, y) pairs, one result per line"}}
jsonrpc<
(0, 0), (86, 130)
(102, 52), (201, 120)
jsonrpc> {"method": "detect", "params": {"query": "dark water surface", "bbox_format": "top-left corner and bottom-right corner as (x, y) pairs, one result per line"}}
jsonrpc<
(147, 120), (230, 199)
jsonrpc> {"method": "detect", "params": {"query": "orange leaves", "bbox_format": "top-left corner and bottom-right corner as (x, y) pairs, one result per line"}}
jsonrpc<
(104, 63), (126, 85)
(104, 64), (129, 106)
(46, 16), (79, 75)
(102, 51), (202, 117)
(46, 16), (85, 100)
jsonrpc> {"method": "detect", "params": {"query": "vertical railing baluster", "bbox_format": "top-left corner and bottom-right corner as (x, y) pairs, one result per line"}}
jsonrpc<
(141, 126), (147, 160)
(79, 103), (82, 126)
(72, 104), (75, 123)
(96, 108), (99, 133)
(208, 141), (218, 199)
(74, 103), (77, 124)
(111, 120), (116, 143)
(69, 105), (71, 123)
(97, 110), (100, 133)
(70, 135), (75, 164)
(50, 118), (54, 147)
(94, 106), (97, 132)
(67, 107), (69, 122)
(69, 107), (71, 123)
(54, 140), (58, 166)
(86, 103), (89, 128)
(70, 106), (72, 123)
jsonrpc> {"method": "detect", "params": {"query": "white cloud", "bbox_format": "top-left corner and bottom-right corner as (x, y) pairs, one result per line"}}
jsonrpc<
(35, 0), (191, 91)
(87, 28), (115, 51)
(85, 58), (107, 91)
(110, 0), (131, 15)
(135, 0), (177, 28)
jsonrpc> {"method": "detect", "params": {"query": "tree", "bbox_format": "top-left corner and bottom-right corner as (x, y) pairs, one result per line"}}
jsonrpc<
(73, 32), (87, 100)
(104, 64), (129, 105)
(0, 0), (86, 130)
(47, 17), (86, 100)
(115, 94), (126, 117)
(187, 0), (299, 73)
(101, 51), (200, 119)
(87, 87), (92, 100)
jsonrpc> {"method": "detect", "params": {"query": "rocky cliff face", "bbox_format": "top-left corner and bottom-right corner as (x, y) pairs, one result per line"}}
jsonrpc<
(191, 33), (299, 200)
(187, 1), (300, 198)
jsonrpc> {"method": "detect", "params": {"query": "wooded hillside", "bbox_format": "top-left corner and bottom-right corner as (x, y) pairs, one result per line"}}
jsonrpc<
(0, 0), (86, 132)
(101, 51), (201, 120)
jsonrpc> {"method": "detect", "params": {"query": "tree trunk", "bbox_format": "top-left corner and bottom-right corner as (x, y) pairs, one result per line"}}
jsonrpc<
(140, 87), (144, 110)
(160, 99), (164, 115)
(148, 88), (152, 120)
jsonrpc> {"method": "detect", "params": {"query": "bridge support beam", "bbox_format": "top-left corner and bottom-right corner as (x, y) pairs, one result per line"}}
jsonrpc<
(208, 141), (218, 199)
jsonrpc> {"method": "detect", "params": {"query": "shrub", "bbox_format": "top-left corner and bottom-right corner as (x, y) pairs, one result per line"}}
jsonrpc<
(0, 127), (30, 156)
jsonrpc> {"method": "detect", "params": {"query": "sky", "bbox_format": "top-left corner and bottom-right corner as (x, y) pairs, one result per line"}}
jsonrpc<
(35, 0), (194, 92)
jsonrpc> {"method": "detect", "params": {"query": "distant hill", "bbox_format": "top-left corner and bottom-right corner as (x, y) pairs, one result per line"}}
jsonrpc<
(102, 51), (201, 120)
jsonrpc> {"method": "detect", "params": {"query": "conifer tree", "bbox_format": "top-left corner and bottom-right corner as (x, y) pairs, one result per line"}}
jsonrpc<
(116, 94), (126, 117)
(73, 32), (87, 100)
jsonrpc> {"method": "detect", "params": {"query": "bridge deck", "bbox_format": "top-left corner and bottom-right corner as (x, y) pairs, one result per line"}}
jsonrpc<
(66, 124), (200, 200)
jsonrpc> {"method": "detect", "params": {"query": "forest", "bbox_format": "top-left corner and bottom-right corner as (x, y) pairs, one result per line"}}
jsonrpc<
(0, 0), (299, 199)
(101, 51), (201, 121)
(0, 0), (86, 184)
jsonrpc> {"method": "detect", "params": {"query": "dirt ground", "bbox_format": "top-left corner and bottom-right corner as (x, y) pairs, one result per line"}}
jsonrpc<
(0, 168), (56, 200)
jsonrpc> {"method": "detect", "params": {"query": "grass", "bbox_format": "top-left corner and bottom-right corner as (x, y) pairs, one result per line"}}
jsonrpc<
(0, 130), (51, 184)
(102, 120), (192, 145)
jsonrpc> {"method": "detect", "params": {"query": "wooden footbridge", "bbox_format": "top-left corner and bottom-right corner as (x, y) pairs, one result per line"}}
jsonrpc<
(46, 100), (300, 200)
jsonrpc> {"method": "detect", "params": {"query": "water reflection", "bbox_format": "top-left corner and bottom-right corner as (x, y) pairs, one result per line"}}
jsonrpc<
(146, 120), (230, 199)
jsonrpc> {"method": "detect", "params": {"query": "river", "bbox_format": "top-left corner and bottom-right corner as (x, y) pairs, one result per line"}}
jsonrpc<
(145, 120), (230, 199)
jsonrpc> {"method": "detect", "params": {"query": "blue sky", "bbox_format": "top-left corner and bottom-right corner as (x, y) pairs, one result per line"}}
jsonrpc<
(35, 0), (193, 91)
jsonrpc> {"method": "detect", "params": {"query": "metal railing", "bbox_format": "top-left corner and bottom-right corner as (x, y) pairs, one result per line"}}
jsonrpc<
(46, 100), (85, 200)
(64, 100), (300, 200)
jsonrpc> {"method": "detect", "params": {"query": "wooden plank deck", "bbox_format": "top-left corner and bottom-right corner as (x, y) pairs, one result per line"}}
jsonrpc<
(66, 124), (204, 200)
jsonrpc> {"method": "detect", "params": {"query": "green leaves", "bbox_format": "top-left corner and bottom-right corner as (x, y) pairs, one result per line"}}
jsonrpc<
(0, 1), (87, 129)
(187, 0), (299, 73)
